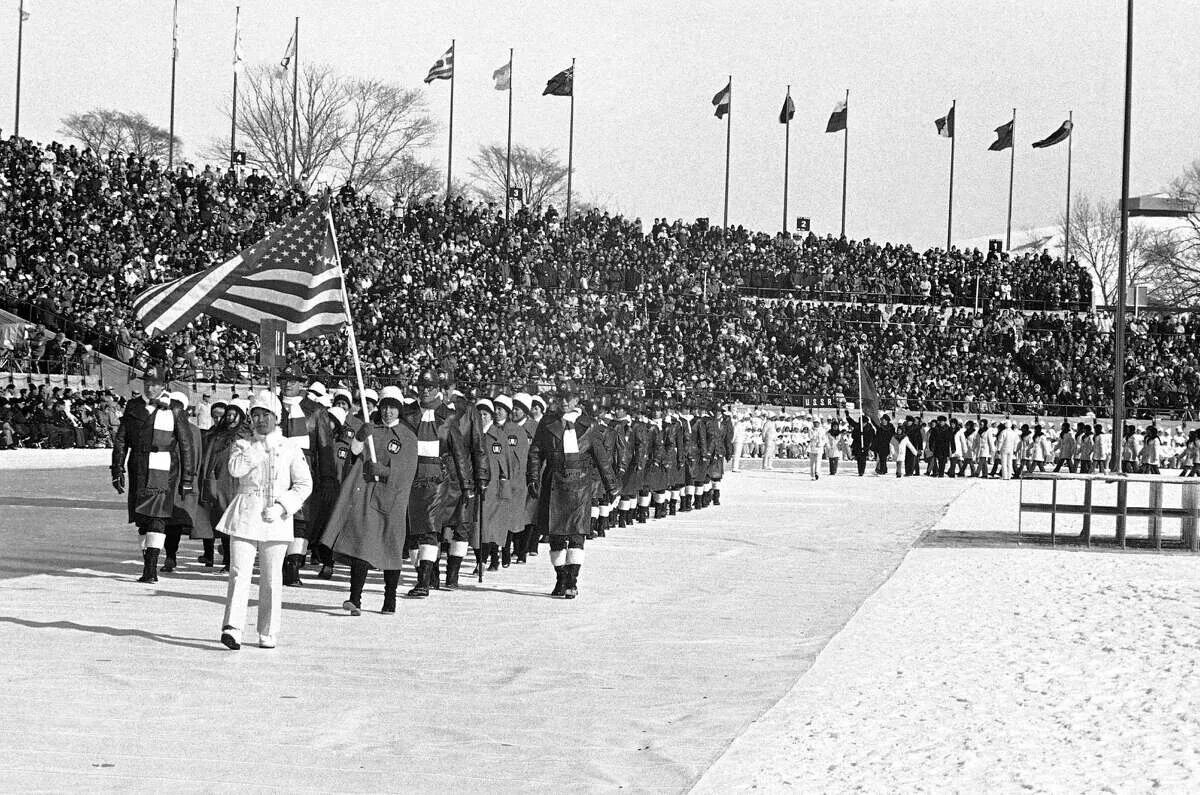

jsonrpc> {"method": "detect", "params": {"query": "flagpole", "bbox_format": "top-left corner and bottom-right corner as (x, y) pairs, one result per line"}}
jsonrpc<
(1064, 109), (1073, 263)
(1112, 0), (1133, 473)
(326, 198), (377, 465)
(446, 40), (456, 199)
(504, 47), (513, 224)
(946, 98), (956, 251)
(291, 17), (299, 183)
(566, 57), (576, 224)
(722, 74), (731, 229)
(857, 352), (864, 417)
(230, 6), (240, 169)
(14, 0), (25, 136)
(1005, 107), (1016, 250)
(782, 85), (790, 235)
(168, 0), (178, 170)
(840, 88), (848, 238)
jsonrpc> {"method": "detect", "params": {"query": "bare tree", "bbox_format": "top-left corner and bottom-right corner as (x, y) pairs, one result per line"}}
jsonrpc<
(1148, 161), (1200, 306)
(1059, 195), (1153, 305)
(60, 109), (180, 160)
(469, 143), (569, 209)
(339, 79), (436, 194)
(383, 153), (442, 201)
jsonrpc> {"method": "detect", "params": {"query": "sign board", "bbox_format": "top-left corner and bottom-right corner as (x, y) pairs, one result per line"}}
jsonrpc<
(259, 318), (287, 369)
(232, 151), (247, 166)
(1126, 285), (1148, 307)
(507, 186), (524, 200)
(795, 216), (811, 232)
(988, 239), (1004, 253)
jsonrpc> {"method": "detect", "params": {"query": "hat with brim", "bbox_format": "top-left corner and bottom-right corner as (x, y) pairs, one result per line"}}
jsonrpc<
(378, 385), (404, 408)
(531, 394), (547, 412)
(493, 394), (513, 414)
(250, 389), (282, 419)
(475, 398), (495, 415)
(511, 392), (532, 414)
(361, 388), (379, 405)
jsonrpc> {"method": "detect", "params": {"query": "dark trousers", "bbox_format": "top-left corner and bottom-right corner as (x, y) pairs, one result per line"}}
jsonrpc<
(932, 454), (948, 477)
(904, 451), (920, 476)
(874, 454), (888, 475)
(548, 534), (585, 551)
(856, 455), (868, 476)
(1053, 458), (1075, 473)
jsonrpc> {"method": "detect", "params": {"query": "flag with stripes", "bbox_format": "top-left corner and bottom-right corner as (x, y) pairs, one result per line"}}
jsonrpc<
(712, 81), (731, 118)
(543, 66), (573, 96)
(132, 196), (348, 340)
(935, 105), (954, 138)
(425, 44), (454, 84)
(825, 99), (847, 133)
(280, 30), (295, 71)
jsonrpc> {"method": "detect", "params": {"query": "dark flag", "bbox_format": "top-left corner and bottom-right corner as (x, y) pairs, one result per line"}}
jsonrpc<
(779, 93), (795, 124)
(424, 44), (454, 84)
(988, 120), (1014, 151)
(1032, 119), (1073, 148)
(935, 105), (954, 138)
(858, 357), (880, 425)
(712, 81), (731, 118)
(825, 99), (847, 133)
(543, 66), (573, 96)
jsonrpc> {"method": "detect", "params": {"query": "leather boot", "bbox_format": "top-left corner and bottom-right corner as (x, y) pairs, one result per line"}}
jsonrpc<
(596, 518), (606, 538)
(283, 554), (303, 587)
(617, 509), (627, 528)
(551, 566), (567, 597)
(515, 530), (528, 564)
(712, 488), (721, 506)
(563, 564), (579, 599)
(444, 556), (462, 590)
(487, 544), (500, 571)
(160, 554), (177, 573)
(381, 570), (399, 614)
(407, 560), (432, 598)
(138, 548), (159, 583)
(501, 540), (512, 568)
(198, 538), (215, 567)
(680, 495), (692, 512)
(431, 558), (442, 590)
(669, 499), (678, 516)
(636, 506), (648, 524)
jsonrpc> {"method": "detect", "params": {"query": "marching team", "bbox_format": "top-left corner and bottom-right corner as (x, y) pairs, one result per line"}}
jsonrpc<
(110, 368), (735, 650)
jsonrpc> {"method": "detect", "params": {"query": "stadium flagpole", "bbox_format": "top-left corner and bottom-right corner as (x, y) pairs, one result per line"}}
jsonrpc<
(1064, 109), (1073, 263)
(782, 84), (790, 235)
(325, 194), (377, 465)
(1005, 107), (1016, 250)
(168, 0), (178, 169)
(566, 56), (576, 223)
(946, 98), (956, 250)
(1112, 0), (1133, 472)
(14, 0), (25, 136)
(230, 6), (240, 169)
(446, 39), (456, 199)
(291, 17), (299, 183)
(723, 74), (731, 229)
(504, 47), (513, 224)
(840, 88), (849, 237)
(857, 353), (864, 416)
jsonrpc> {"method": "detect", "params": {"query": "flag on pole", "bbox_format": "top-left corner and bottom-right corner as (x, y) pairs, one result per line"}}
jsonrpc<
(1032, 119), (1073, 148)
(712, 81), (731, 118)
(935, 105), (954, 137)
(280, 30), (295, 71)
(543, 66), (573, 96)
(493, 61), (511, 91)
(20, 6), (30, 21)
(988, 120), (1014, 151)
(779, 93), (795, 124)
(858, 358), (881, 424)
(171, 3), (179, 58)
(424, 44), (454, 83)
(825, 99), (847, 133)
(132, 196), (348, 340)
(233, 15), (245, 73)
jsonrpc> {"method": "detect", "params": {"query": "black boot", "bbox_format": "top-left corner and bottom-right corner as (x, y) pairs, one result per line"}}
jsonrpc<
(408, 560), (433, 598)
(431, 558), (442, 590)
(487, 544), (500, 572)
(596, 518), (606, 538)
(138, 548), (159, 583)
(219, 536), (230, 571)
(515, 530), (528, 564)
(712, 488), (721, 506)
(501, 539), (512, 568)
(680, 495), (692, 512)
(563, 564), (579, 599)
(669, 499), (678, 516)
(283, 554), (303, 587)
(617, 509), (628, 528)
(160, 554), (177, 573)
(198, 538), (215, 567)
(637, 506), (648, 524)
(551, 566), (567, 597)
(444, 556), (462, 590)
(381, 570), (399, 614)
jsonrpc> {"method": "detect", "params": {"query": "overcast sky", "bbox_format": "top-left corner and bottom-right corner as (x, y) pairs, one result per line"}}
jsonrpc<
(2, 0), (1197, 248)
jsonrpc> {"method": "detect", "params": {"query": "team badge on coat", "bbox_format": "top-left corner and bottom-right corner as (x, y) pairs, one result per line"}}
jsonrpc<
(508, 435), (518, 446)
(337, 448), (348, 459)
(388, 440), (402, 454)
(491, 442), (503, 454)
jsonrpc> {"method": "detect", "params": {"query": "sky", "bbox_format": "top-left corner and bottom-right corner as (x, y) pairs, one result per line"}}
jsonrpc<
(2, 0), (1197, 249)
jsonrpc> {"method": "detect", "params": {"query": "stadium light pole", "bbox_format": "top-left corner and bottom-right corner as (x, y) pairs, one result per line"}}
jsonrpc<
(14, 0), (26, 137)
(1110, 0), (1133, 473)
(168, 0), (178, 170)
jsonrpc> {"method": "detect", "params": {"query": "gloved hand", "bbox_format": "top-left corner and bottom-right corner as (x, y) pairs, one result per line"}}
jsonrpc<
(261, 502), (285, 523)
(527, 480), (540, 499)
(363, 461), (390, 482)
(234, 439), (252, 453)
(111, 468), (125, 494)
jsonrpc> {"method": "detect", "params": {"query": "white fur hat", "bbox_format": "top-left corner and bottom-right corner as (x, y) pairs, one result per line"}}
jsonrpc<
(378, 385), (404, 407)
(492, 394), (513, 414)
(250, 389), (282, 419)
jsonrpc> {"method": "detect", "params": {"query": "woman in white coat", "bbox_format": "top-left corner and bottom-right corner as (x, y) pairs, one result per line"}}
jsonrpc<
(217, 390), (313, 650)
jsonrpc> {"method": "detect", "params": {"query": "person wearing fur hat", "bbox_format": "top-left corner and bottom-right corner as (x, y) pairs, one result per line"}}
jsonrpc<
(111, 369), (196, 584)
(197, 398), (250, 570)
(217, 390), (312, 650)
(321, 386), (418, 614)
(527, 379), (619, 599)
(161, 392), (210, 574)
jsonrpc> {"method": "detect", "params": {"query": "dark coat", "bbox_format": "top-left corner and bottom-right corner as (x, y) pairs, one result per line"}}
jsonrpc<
(321, 421), (418, 571)
(681, 416), (703, 483)
(476, 422), (517, 546)
(528, 411), (619, 536)
(707, 415), (734, 479)
(846, 415), (875, 458)
(871, 420), (894, 459)
(621, 420), (650, 495)
(402, 401), (472, 538)
(644, 423), (669, 493)
(503, 419), (530, 535)
(199, 423), (250, 527)
(303, 408), (343, 543)
(521, 416), (542, 525)
(168, 422), (212, 538)
(112, 396), (195, 523)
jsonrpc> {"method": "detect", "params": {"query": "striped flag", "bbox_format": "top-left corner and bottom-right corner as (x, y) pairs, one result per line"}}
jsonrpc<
(825, 99), (847, 133)
(280, 30), (296, 71)
(543, 66), (573, 96)
(712, 81), (731, 118)
(132, 196), (348, 340)
(935, 105), (954, 137)
(493, 61), (511, 91)
(425, 44), (454, 83)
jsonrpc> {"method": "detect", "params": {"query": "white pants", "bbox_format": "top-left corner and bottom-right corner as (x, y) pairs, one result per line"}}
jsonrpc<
(763, 442), (776, 470)
(222, 537), (288, 642)
(1000, 454), (1014, 480)
(731, 440), (744, 472)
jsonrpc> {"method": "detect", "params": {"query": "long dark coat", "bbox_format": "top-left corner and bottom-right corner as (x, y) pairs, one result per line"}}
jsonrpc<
(846, 415), (875, 458)
(303, 408), (343, 543)
(706, 416), (733, 480)
(402, 401), (472, 539)
(528, 411), (619, 536)
(661, 418), (683, 488)
(442, 402), (486, 530)
(644, 423), (669, 493)
(112, 397), (195, 523)
(475, 422), (518, 547)
(169, 422), (212, 538)
(321, 421), (418, 571)
(522, 416), (543, 526)
(621, 420), (650, 495)
(681, 416), (702, 485)
(199, 423), (250, 529)
(502, 419), (530, 537)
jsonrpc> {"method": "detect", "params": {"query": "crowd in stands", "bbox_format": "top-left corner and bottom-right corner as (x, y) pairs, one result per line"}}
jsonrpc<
(1, 133), (1196, 418)
(0, 383), (122, 449)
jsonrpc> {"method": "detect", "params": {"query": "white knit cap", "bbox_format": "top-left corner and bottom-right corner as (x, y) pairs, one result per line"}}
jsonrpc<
(493, 394), (513, 413)
(169, 391), (189, 410)
(475, 398), (495, 415)
(332, 388), (353, 405)
(228, 398), (251, 417)
(378, 385), (404, 406)
(531, 394), (547, 411)
(250, 389), (282, 419)
(512, 392), (532, 413)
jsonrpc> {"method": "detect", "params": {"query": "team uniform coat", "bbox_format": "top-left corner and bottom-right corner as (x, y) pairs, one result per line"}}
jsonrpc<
(199, 424), (250, 527)
(169, 421), (212, 538)
(502, 420), (530, 537)
(111, 396), (196, 523)
(321, 421), (418, 570)
(476, 422), (518, 547)
(216, 430), (313, 543)
(708, 415), (733, 479)
(528, 411), (619, 536)
(622, 421), (650, 495)
(303, 408), (344, 544)
(522, 416), (543, 526)
(403, 401), (473, 540)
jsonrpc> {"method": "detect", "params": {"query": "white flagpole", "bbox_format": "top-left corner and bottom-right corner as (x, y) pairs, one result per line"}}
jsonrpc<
(325, 199), (377, 464)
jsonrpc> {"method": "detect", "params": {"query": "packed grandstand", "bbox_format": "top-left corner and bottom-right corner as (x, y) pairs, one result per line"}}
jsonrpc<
(1, 134), (1198, 420)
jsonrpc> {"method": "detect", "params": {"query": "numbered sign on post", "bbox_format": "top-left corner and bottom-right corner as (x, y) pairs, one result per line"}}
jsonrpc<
(259, 318), (287, 368)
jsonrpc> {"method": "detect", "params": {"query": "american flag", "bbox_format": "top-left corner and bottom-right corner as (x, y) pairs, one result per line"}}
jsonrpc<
(132, 196), (349, 340)
(424, 44), (454, 84)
